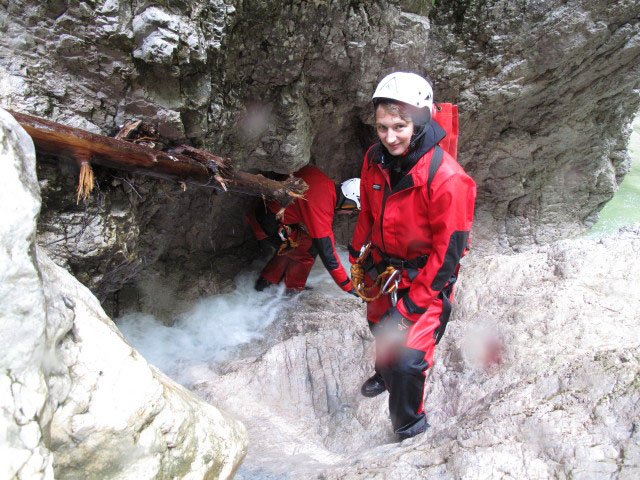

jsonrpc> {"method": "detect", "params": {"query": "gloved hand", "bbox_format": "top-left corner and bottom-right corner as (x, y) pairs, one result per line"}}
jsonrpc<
(376, 306), (414, 356)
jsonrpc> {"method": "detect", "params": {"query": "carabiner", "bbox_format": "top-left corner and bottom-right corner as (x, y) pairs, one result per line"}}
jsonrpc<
(391, 286), (398, 307)
(357, 242), (372, 264)
(382, 269), (400, 294)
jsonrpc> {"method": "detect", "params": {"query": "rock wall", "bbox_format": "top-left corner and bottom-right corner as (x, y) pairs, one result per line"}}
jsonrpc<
(1, 0), (639, 300)
(36, 159), (255, 306)
(0, 110), (248, 479)
(0, 88), (52, 480)
(430, 0), (640, 249)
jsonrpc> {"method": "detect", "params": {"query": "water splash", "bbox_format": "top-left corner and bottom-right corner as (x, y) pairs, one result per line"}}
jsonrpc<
(117, 248), (351, 386)
(117, 271), (289, 384)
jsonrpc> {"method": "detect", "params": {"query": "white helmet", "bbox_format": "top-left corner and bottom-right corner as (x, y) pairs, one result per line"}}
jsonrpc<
(372, 72), (434, 115)
(340, 178), (360, 210)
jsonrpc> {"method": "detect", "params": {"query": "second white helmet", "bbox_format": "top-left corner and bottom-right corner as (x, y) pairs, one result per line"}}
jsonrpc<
(340, 178), (361, 210)
(372, 72), (433, 115)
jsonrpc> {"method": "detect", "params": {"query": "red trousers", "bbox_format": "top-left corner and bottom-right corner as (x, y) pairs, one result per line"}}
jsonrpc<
(366, 274), (454, 438)
(259, 230), (316, 291)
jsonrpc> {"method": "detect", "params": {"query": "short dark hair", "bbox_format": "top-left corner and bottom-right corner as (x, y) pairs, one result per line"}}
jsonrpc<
(374, 99), (430, 125)
(374, 99), (413, 123)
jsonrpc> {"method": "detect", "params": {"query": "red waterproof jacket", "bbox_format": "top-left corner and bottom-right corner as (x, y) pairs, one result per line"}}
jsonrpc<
(350, 123), (476, 321)
(266, 166), (352, 292)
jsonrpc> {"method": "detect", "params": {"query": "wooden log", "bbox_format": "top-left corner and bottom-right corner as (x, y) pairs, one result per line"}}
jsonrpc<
(9, 110), (307, 206)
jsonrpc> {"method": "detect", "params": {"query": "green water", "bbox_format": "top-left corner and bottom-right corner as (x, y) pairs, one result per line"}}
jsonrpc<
(588, 117), (640, 237)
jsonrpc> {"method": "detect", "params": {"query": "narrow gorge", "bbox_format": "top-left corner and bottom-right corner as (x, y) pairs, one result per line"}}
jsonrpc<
(1, 1), (639, 479)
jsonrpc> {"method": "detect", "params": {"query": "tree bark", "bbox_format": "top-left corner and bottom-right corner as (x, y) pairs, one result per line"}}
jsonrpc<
(9, 110), (307, 206)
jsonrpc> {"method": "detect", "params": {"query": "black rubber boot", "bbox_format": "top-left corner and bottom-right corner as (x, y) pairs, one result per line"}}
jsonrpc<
(254, 276), (272, 291)
(397, 420), (430, 441)
(360, 372), (386, 397)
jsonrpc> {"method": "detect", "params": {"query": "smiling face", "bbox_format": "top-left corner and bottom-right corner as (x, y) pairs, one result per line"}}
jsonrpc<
(375, 104), (415, 156)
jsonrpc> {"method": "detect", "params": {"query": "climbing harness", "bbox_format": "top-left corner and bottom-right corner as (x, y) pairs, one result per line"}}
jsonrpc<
(276, 224), (299, 255)
(350, 243), (400, 303)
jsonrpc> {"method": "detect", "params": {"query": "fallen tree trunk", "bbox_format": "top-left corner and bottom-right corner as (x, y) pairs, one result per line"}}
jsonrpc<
(9, 111), (307, 206)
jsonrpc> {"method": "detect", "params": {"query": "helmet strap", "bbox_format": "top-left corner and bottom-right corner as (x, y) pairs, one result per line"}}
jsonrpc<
(413, 106), (431, 127)
(335, 183), (346, 210)
(409, 124), (427, 150)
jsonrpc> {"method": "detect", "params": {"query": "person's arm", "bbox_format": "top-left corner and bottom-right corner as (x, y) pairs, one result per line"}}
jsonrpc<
(396, 172), (476, 322)
(311, 234), (352, 291)
(349, 151), (374, 263)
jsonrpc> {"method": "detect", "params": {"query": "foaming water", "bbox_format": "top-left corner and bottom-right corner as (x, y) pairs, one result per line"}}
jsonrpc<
(117, 247), (351, 386)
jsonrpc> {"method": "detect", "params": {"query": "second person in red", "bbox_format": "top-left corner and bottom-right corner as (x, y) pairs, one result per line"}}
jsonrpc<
(247, 166), (360, 294)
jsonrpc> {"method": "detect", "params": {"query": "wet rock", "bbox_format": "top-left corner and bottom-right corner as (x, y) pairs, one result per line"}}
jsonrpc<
(35, 157), (255, 311)
(0, 107), (53, 480)
(36, 161), (159, 304)
(40, 249), (248, 480)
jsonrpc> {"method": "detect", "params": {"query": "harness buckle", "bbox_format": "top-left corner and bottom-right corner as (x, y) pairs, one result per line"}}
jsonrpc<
(356, 242), (372, 266)
(387, 257), (405, 270)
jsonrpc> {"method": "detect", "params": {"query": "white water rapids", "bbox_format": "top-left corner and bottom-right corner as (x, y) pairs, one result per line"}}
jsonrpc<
(117, 248), (358, 478)
(117, 249), (352, 388)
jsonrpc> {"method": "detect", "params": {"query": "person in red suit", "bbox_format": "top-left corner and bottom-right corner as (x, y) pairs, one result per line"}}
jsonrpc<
(349, 72), (477, 440)
(247, 166), (360, 294)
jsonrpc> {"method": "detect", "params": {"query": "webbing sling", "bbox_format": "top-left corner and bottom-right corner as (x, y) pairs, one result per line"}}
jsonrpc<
(433, 275), (456, 345)
(369, 249), (429, 282)
(427, 146), (443, 200)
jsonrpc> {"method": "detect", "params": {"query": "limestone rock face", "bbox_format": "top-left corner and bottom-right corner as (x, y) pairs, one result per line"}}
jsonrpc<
(429, 0), (640, 249)
(0, 110), (248, 479)
(197, 226), (640, 478)
(1, 1), (638, 301)
(0, 106), (53, 480)
(35, 158), (255, 307)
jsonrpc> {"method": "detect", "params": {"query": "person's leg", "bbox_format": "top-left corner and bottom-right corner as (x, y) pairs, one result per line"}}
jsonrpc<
(380, 347), (430, 439)
(380, 296), (443, 439)
(282, 231), (316, 291)
(360, 285), (392, 396)
(257, 252), (290, 288)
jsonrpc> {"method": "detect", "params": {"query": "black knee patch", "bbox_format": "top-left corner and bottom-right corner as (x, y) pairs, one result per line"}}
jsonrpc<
(390, 347), (429, 376)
